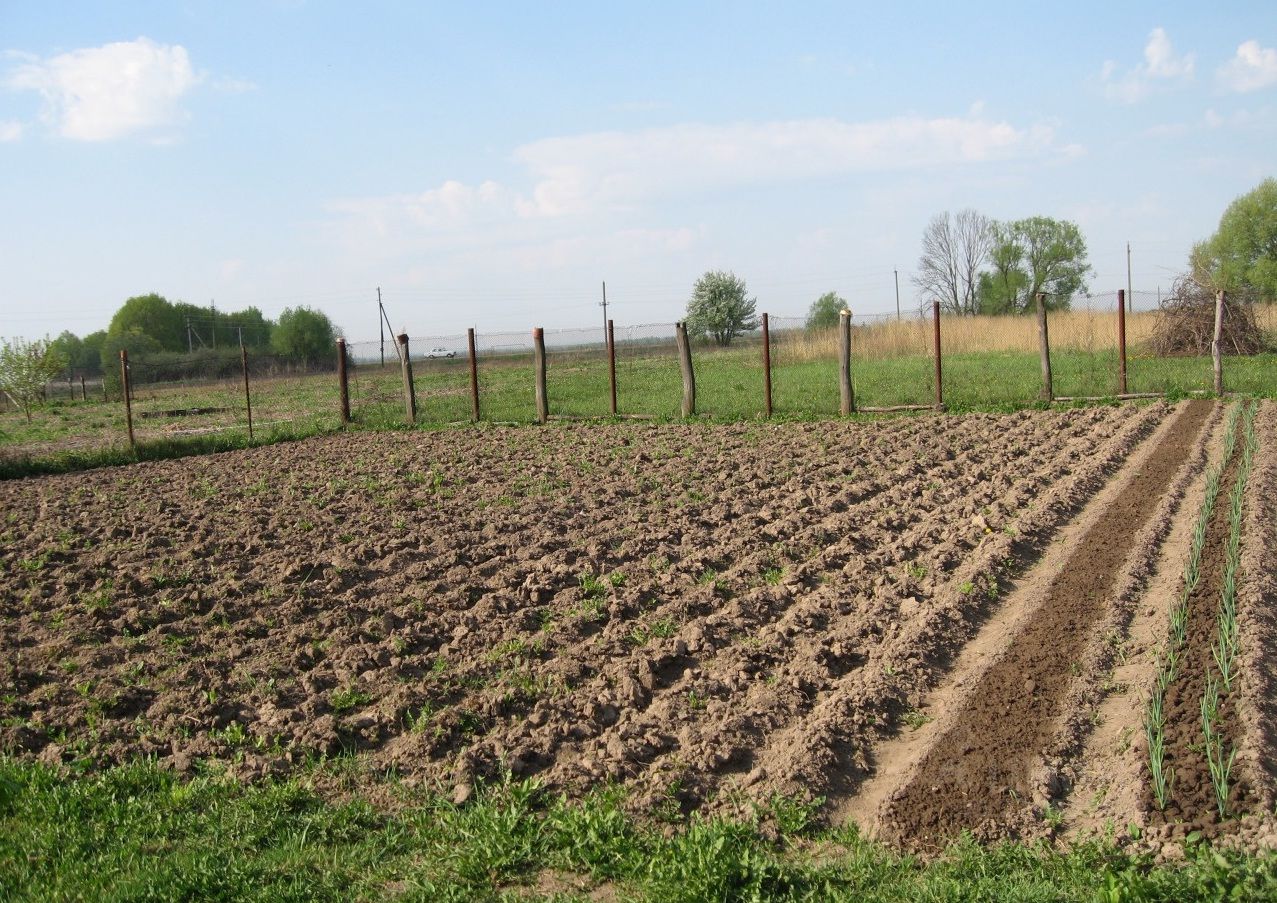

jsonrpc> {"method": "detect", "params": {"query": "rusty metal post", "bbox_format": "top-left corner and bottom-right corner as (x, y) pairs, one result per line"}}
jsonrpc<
(398, 333), (416, 425)
(533, 327), (548, 423)
(1213, 290), (1225, 396)
(1117, 289), (1128, 395)
(839, 309), (855, 415)
(761, 312), (773, 417)
(336, 338), (351, 425)
(467, 327), (480, 422)
(932, 300), (944, 411)
(240, 343), (254, 441)
(119, 349), (135, 451)
(607, 319), (618, 416)
(79, 374), (86, 402)
(674, 322), (696, 417)
(1036, 292), (1053, 401)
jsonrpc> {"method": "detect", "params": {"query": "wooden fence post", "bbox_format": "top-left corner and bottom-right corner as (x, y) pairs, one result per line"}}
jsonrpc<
(533, 327), (548, 423)
(607, 319), (618, 416)
(932, 300), (944, 411)
(240, 343), (254, 442)
(79, 374), (86, 401)
(1213, 290), (1225, 396)
(336, 338), (351, 425)
(675, 322), (696, 417)
(1117, 289), (1128, 395)
(398, 333), (416, 425)
(1036, 292), (1053, 401)
(467, 328), (480, 422)
(839, 309), (855, 415)
(119, 349), (135, 451)
(761, 312), (773, 417)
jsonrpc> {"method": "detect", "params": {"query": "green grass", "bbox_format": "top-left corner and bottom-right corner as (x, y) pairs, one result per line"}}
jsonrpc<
(5, 346), (1277, 480)
(2, 759), (1276, 901)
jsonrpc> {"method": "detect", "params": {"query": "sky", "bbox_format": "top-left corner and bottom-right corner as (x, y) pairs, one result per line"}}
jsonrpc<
(1, 1), (1275, 343)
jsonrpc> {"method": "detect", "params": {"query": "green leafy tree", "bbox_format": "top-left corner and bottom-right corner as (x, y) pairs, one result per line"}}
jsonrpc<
(978, 217), (1091, 313)
(1193, 177), (1277, 300)
(49, 331), (83, 378)
(685, 271), (758, 346)
(107, 294), (187, 352)
(805, 291), (848, 329)
(271, 307), (337, 367)
(79, 330), (107, 375)
(0, 336), (68, 422)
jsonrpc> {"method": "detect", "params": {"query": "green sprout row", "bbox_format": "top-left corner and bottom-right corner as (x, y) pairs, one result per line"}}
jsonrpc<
(1145, 401), (1242, 811)
(1201, 401), (1257, 818)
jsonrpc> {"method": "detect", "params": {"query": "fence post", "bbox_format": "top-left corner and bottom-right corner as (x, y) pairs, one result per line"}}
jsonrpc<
(761, 312), (773, 417)
(240, 343), (254, 442)
(607, 319), (618, 416)
(1117, 289), (1128, 395)
(398, 333), (416, 425)
(79, 374), (86, 402)
(1213, 290), (1225, 396)
(675, 322), (696, 417)
(467, 328), (480, 422)
(932, 300), (944, 411)
(839, 309), (855, 415)
(120, 349), (135, 451)
(1036, 292), (1053, 401)
(336, 338), (351, 425)
(533, 327), (548, 423)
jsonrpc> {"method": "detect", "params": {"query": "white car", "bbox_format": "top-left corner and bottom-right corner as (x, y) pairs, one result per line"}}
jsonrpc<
(424, 347), (457, 359)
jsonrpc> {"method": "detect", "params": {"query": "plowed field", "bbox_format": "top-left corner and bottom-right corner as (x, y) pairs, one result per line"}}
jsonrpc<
(3, 402), (1275, 850)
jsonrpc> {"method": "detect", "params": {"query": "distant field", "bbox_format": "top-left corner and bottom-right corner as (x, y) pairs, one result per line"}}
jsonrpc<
(2, 309), (1275, 478)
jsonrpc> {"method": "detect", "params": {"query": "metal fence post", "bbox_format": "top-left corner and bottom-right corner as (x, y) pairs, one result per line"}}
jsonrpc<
(467, 328), (480, 422)
(1213, 290), (1225, 396)
(336, 338), (351, 425)
(839, 309), (855, 415)
(762, 312), (773, 417)
(120, 349), (135, 451)
(1117, 289), (1128, 395)
(932, 300), (944, 411)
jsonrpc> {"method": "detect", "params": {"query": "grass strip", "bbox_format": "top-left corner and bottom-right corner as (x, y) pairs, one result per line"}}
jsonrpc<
(3, 758), (1277, 901)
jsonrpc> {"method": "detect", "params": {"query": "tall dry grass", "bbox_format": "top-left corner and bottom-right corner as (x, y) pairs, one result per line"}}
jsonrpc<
(775, 307), (1277, 362)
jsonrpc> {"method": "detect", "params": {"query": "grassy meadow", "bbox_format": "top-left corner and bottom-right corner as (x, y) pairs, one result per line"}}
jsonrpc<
(2, 309), (1276, 479)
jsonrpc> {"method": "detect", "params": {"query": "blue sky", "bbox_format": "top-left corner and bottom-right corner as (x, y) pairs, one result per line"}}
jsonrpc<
(2, 1), (1275, 342)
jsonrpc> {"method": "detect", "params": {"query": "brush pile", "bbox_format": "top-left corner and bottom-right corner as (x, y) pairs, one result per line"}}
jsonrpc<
(1148, 274), (1268, 356)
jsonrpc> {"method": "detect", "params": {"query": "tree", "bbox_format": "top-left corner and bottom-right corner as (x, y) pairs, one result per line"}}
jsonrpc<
(805, 291), (848, 329)
(101, 328), (163, 391)
(978, 217), (1091, 314)
(107, 294), (187, 352)
(271, 306), (337, 367)
(0, 337), (68, 422)
(49, 331), (83, 378)
(912, 210), (995, 315)
(685, 271), (758, 346)
(1194, 177), (1277, 301)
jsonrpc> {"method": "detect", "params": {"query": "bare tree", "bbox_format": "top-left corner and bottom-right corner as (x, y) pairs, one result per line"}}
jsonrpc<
(912, 209), (995, 315)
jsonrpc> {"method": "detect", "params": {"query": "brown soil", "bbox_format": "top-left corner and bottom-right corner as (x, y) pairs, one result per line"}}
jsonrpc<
(1149, 408), (1258, 834)
(0, 408), (1165, 826)
(873, 400), (1213, 852)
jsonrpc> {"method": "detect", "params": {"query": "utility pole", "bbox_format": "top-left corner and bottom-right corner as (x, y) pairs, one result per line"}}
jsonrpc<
(378, 287), (385, 367)
(600, 281), (608, 337)
(894, 269), (901, 320)
(1126, 242), (1133, 314)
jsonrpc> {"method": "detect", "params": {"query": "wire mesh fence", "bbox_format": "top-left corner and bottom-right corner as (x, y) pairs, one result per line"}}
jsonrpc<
(7, 299), (1276, 468)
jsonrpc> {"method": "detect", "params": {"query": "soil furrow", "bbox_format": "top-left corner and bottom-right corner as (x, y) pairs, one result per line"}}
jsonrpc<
(874, 399), (1213, 851)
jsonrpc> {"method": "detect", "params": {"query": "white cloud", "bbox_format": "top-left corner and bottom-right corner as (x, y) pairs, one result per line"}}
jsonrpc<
(5, 37), (199, 140)
(328, 179), (510, 236)
(1217, 40), (1277, 93)
(1100, 27), (1194, 103)
(511, 114), (1060, 217)
(0, 120), (23, 142)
